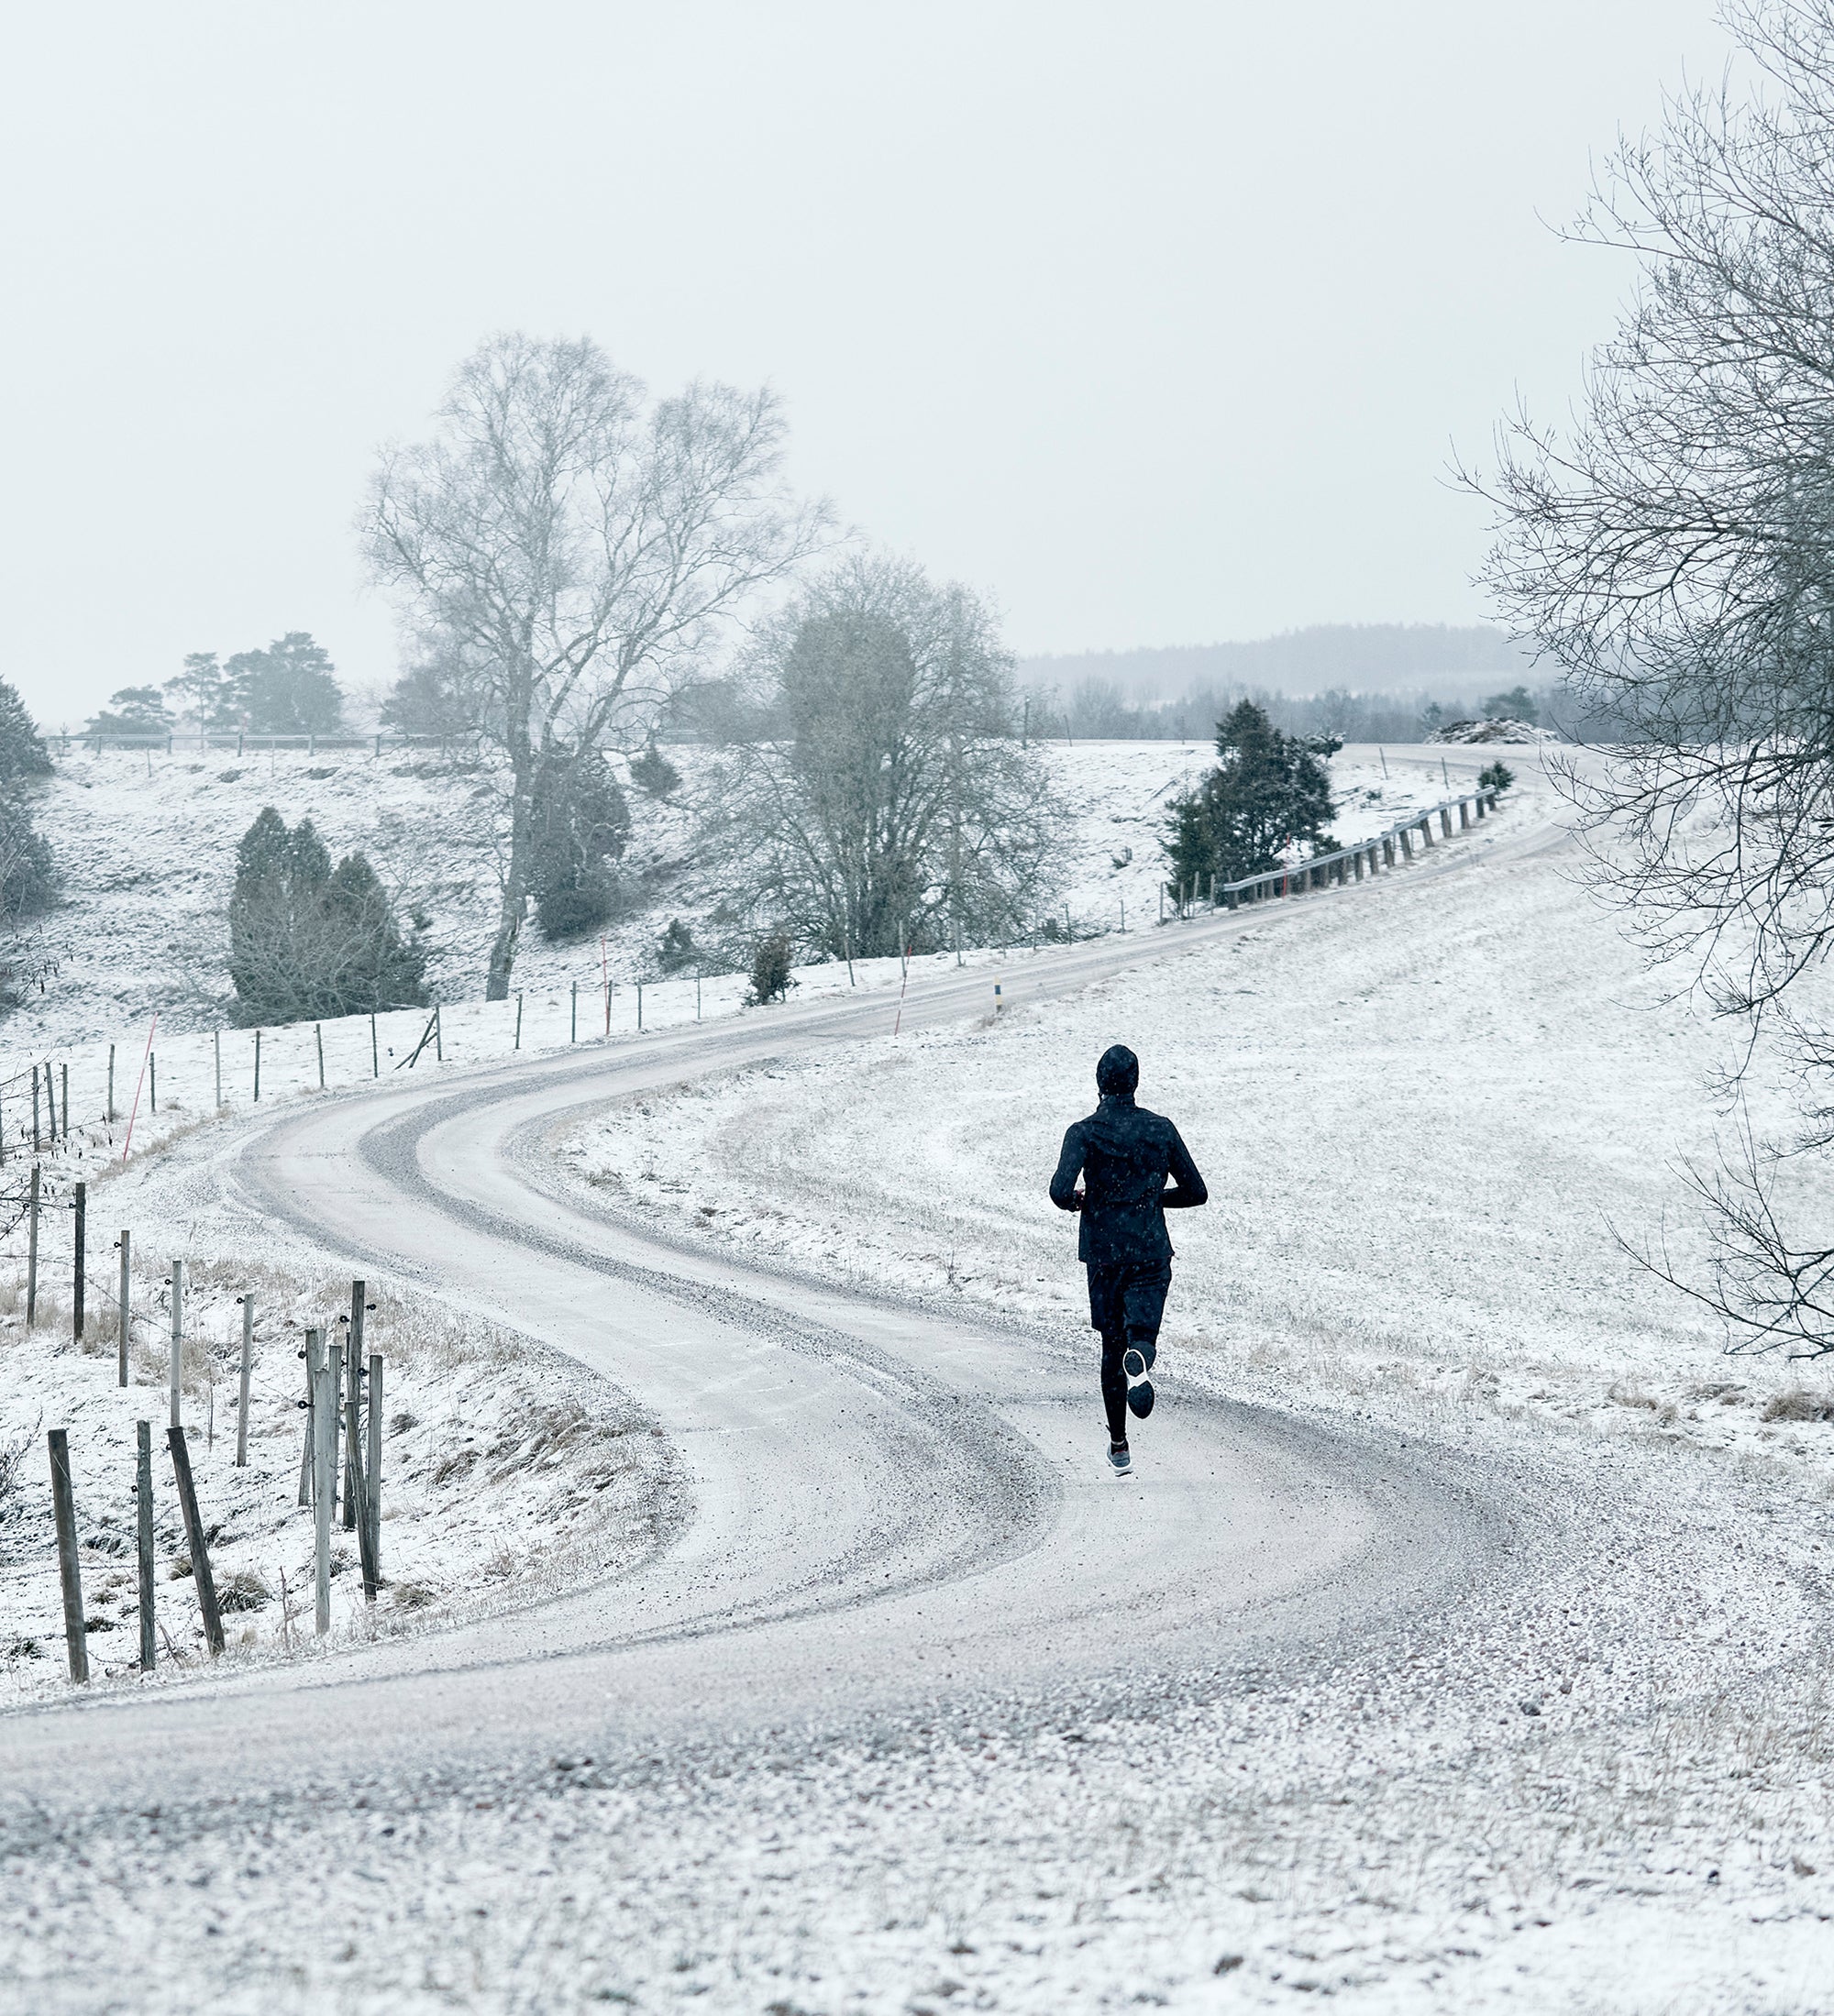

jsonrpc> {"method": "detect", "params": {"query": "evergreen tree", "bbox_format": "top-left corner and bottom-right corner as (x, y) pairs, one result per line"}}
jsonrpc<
(0, 679), (58, 1007)
(215, 633), (345, 734)
(84, 686), (172, 735)
(228, 807), (426, 1023)
(0, 678), (50, 784)
(529, 748), (631, 940)
(1163, 700), (1336, 893)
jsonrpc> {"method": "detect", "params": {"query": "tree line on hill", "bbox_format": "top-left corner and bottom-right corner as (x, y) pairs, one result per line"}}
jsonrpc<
(86, 633), (346, 738)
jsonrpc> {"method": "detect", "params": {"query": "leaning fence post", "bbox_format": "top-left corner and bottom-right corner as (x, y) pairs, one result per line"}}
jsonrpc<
(27, 1162), (40, 1327)
(117, 1228), (130, 1385)
(137, 1419), (155, 1670)
(169, 1259), (184, 1428)
(236, 1294), (254, 1468)
(72, 1181), (85, 1341)
(48, 1429), (88, 1683)
(315, 1022), (325, 1090)
(315, 1341), (338, 1635)
(167, 1425), (225, 1656)
(366, 1351), (383, 1592)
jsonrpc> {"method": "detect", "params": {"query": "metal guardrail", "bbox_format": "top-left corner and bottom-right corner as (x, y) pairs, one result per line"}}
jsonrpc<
(1217, 788), (1501, 908)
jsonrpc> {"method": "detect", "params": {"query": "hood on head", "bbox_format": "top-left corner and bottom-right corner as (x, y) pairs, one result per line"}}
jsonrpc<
(1096, 1044), (1139, 1099)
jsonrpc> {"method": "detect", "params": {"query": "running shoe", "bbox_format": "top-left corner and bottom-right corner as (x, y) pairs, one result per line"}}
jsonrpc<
(1126, 1379), (1155, 1419)
(1107, 1440), (1132, 1474)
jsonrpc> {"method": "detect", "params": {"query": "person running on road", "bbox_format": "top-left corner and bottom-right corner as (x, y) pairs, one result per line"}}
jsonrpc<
(1049, 1044), (1208, 1475)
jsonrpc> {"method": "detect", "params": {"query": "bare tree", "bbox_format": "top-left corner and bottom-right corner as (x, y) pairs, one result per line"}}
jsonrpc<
(1472, 0), (1834, 1350)
(361, 334), (828, 997)
(708, 553), (1063, 961)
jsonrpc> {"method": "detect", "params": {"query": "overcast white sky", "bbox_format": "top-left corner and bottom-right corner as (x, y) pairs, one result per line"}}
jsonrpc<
(0, 1), (1729, 728)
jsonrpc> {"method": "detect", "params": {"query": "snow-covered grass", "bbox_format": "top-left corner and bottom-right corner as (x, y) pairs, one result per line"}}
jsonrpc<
(0, 1235), (679, 1707)
(0, 741), (1460, 1174)
(537, 766), (1834, 2007)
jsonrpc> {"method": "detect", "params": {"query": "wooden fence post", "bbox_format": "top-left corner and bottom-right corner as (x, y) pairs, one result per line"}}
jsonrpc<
(149, 1052), (157, 1114)
(1399, 829), (1413, 861)
(1459, 799), (1471, 829)
(434, 1006), (443, 1062)
(254, 1029), (261, 1102)
(236, 1294), (254, 1468)
(32, 1064), (40, 1151)
(48, 1429), (87, 1683)
(137, 1419), (155, 1670)
(1440, 807), (1453, 838)
(1419, 817), (1435, 849)
(315, 1023), (325, 1089)
(570, 982), (578, 1041)
(167, 1425), (225, 1656)
(61, 1063), (69, 1136)
(343, 1281), (365, 1530)
(297, 1332), (315, 1508)
(72, 1181), (86, 1341)
(370, 1012), (379, 1078)
(365, 1351), (383, 1595)
(514, 993), (523, 1051)
(117, 1228), (130, 1385)
(169, 1259), (183, 1428)
(27, 1162), (39, 1326)
(315, 1340), (337, 1635)
(1384, 836), (1397, 867)
(107, 1043), (116, 1122)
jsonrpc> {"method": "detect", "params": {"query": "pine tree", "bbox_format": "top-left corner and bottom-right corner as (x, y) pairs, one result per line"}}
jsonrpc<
(529, 749), (631, 940)
(1163, 700), (1336, 893)
(228, 808), (426, 1023)
(0, 678), (50, 784)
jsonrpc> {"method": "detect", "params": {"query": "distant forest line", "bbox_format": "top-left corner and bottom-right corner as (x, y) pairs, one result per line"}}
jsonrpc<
(1015, 624), (1566, 744)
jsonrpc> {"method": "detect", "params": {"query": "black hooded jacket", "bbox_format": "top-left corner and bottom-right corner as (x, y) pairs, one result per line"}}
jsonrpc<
(1050, 1091), (1208, 1267)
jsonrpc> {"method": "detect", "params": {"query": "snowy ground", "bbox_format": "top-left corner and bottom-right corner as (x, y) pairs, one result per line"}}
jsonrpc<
(0, 1218), (679, 1709)
(514, 763), (1834, 2010)
(6, 749), (1785, 2015)
(1, 739), (1457, 1062)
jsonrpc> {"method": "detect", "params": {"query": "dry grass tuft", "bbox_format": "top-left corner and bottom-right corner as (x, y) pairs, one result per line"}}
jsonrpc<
(1762, 1388), (1834, 1424)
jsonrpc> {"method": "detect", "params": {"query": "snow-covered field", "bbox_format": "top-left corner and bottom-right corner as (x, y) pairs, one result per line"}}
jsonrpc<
(2, 739), (1456, 1062)
(530, 763), (1834, 2009)
(0, 1220), (679, 1710)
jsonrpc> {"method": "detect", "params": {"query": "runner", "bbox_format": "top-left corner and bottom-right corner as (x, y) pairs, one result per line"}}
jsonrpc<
(1049, 1043), (1208, 1475)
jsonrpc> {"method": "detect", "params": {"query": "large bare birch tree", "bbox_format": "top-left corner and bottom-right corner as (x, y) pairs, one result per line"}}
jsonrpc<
(361, 334), (826, 997)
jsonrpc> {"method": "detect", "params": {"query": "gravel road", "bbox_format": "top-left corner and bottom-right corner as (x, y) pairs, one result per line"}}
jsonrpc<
(0, 746), (1547, 2013)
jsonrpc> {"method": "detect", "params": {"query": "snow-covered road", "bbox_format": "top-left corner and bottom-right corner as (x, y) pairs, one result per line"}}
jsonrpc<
(0, 745), (1632, 2012)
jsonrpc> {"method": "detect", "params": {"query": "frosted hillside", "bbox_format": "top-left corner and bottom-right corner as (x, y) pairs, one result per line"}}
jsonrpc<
(1, 740), (1457, 1058)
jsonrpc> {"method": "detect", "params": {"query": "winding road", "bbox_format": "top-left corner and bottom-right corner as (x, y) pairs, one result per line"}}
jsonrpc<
(1, 747), (1531, 1873)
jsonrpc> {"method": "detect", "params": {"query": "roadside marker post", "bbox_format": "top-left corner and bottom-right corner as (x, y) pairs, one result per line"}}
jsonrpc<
(169, 1259), (184, 1428)
(136, 1420), (155, 1670)
(236, 1294), (254, 1468)
(72, 1181), (85, 1342)
(27, 1162), (39, 1326)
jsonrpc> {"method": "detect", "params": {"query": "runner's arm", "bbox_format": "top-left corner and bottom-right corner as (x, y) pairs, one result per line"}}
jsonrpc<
(1049, 1123), (1087, 1211)
(1163, 1126), (1209, 1209)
